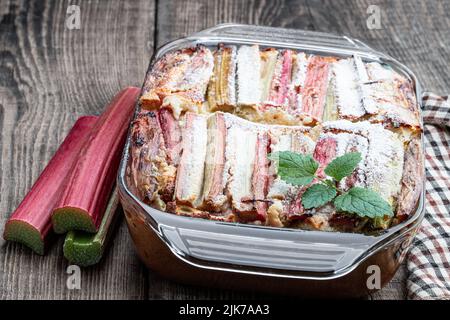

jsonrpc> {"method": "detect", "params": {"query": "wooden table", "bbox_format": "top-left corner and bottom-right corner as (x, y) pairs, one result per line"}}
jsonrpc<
(1, 0), (448, 300)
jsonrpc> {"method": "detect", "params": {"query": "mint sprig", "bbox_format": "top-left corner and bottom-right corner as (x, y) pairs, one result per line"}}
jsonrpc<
(269, 151), (392, 220)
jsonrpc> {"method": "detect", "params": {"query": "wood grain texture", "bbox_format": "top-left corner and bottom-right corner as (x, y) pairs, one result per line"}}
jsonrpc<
(0, 0), (154, 299)
(1, 0), (448, 300)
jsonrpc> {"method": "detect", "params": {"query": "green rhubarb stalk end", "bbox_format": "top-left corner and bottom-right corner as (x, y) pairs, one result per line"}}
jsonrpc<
(52, 207), (97, 234)
(63, 231), (102, 266)
(63, 188), (120, 266)
(3, 221), (44, 255)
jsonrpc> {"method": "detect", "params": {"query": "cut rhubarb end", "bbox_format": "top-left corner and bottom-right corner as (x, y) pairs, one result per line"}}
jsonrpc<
(63, 231), (102, 267)
(2, 115), (98, 254)
(55, 87), (139, 234)
(52, 207), (96, 234)
(3, 220), (44, 255)
(63, 187), (120, 266)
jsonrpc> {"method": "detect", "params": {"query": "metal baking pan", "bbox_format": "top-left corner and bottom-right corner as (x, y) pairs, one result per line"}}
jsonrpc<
(118, 24), (425, 298)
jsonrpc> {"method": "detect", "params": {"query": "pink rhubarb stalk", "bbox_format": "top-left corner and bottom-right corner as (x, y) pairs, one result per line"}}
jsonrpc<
(267, 50), (293, 108)
(158, 107), (182, 165)
(301, 56), (330, 121)
(313, 136), (337, 178)
(252, 132), (270, 222)
(3, 116), (98, 254)
(52, 87), (140, 233)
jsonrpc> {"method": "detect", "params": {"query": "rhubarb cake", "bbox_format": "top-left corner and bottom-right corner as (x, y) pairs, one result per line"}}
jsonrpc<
(130, 44), (423, 233)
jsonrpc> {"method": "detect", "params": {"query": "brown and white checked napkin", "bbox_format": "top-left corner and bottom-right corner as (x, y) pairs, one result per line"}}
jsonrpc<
(407, 93), (450, 300)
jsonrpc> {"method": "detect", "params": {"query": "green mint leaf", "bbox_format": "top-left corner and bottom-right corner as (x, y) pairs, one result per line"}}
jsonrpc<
(333, 187), (393, 219)
(302, 184), (337, 209)
(269, 151), (318, 186)
(324, 152), (362, 182)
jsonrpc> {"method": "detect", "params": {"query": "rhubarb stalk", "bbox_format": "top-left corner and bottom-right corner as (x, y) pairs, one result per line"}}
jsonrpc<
(3, 116), (98, 254)
(52, 87), (140, 233)
(63, 186), (120, 266)
(301, 56), (331, 122)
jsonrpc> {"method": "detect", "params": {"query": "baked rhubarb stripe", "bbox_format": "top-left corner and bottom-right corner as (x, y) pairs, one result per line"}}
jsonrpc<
(260, 48), (279, 104)
(207, 45), (237, 112)
(201, 112), (228, 212)
(225, 115), (258, 215)
(338, 134), (369, 190)
(395, 137), (424, 222)
(355, 58), (421, 130)
(129, 108), (182, 207)
(322, 120), (404, 205)
(175, 113), (208, 207)
(236, 45), (261, 107)
(300, 56), (332, 123)
(314, 131), (368, 190)
(140, 46), (214, 117)
(322, 73), (338, 122)
(332, 57), (366, 119)
(129, 111), (167, 209)
(266, 50), (293, 108)
(266, 127), (315, 226)
(288, 52), (309, 115)
(267, 128), (315, 200)
(140, 49), (191, 109)
(157, 108), (182, 202)
(158, 107), (182, 166)
(363, 123), (404, 208)
(250, 132), (271, 222)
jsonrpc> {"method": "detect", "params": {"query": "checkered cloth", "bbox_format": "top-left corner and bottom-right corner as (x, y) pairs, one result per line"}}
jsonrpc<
(407, 94), (450, 300)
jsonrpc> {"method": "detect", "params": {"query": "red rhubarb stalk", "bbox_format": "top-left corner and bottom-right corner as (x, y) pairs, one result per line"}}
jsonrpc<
(272, 50), (293, 106)
(3, 116), (98, 254)
(158, 107), (182, 165)
(313, 137), (337, 178)
(52, 87), (140, 233)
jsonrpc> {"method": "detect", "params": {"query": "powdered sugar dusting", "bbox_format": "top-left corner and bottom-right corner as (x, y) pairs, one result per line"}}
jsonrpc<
(237, 45), (261, 105)
(366, 62), (397, 81)
(178, 46), (214, 91)
(225, 120), (257, 212)
(333, 58), (365, 118)
(289, 52), (309, 113)
(324, 120), (404, 202)
(292, 52), (309, 88)
(322, 119), (375, 135)
(321, 120), (403, 201)
(364, 124), (404, 202)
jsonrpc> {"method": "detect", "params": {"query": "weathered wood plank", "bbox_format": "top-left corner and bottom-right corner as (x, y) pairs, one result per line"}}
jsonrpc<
(303, 0), (450, 95)
(0, 0), (155, 299)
